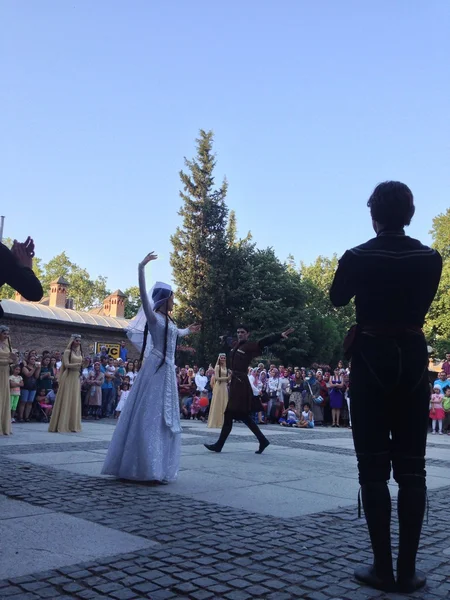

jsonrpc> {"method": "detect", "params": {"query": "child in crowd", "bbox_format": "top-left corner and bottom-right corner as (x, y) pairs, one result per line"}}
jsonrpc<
(36, 387), (53, 418)
(9, 364), (23, 423)
(191, 394), (208, 421)
(430, 385), (445, 435)
(46, 381), (59, 405)
(115, 382), (130, 419)
(279, 401), (299, 426)
(443, 386), (450, 435)
(297, 402), (315, 428)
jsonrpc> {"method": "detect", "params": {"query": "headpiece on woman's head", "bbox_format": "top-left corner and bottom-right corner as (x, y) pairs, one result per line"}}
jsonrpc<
(152, 282), (173, 310)
(127, 281), (173, 358)
(0, 325), (10, 334)
(71, 334), (82, 340)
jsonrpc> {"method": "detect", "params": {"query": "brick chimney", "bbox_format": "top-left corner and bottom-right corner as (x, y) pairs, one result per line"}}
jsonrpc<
(103, 290), (126, 318)
(49, 276), (70, 308)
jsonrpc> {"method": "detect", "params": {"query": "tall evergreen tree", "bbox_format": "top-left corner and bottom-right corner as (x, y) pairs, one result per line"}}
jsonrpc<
(170, 130), (230, 366)
(425, 209), (450, 356)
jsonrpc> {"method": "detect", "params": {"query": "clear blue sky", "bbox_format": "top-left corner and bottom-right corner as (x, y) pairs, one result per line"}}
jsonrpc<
(2, 0), (449, 293)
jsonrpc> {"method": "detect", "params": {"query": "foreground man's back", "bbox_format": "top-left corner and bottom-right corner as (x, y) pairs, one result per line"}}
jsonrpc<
(330, 181), (442, 594)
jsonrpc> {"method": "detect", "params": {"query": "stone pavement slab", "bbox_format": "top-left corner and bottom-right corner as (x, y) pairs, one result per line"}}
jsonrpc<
(0, 505), (160, 579)
(0, 496), (53, 520)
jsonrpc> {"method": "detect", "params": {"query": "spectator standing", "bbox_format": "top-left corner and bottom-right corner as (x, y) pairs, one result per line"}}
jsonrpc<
(329, 368), (345, 427)
(280, 370), (291, 409)
(126, 362), (135, 386)
(87, 361), (104, 419)
(9, 363), (23, 423)
(267, 368), (282, 423)
(429, 386), (445, 435)
(119, 341), (128, 362)
(290, 370), (304, 414)
(18, 354), (41, 423)
(304, 370), (323, 425)
(441, 353), (450, 377)
(37, 356), (55, 394)
(195, 368), (208, 395)
(433, 370), (448, 393)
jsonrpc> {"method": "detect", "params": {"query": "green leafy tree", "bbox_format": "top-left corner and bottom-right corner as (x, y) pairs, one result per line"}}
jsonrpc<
(238, 248), (310, 366)
(430, 209), (450, 261)
(425, 209), (450, 357)
(170, 130), (230, 365)
(123, 286), (141, 319)
(41, 252), (109, 311)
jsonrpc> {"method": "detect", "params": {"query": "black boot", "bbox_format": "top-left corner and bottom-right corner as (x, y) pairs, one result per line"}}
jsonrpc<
(396, 485), (427, 593)
(243, 417), (270, 453)
(354, 482), (396, 592)
(205, 415), (233, 453)
(204, 443), (221, 453)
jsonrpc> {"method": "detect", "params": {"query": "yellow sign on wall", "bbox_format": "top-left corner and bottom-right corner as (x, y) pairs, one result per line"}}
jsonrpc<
(94, 342), (121, 360)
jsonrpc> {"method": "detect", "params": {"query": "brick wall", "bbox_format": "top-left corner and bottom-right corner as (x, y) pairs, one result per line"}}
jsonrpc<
(1, 316), (138, 359)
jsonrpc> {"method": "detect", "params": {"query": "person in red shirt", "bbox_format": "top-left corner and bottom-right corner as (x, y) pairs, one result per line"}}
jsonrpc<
(441, 353), (450, 377)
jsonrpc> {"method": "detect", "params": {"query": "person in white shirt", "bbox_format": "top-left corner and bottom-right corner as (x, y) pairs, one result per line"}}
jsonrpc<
(195, 368), (208, 394)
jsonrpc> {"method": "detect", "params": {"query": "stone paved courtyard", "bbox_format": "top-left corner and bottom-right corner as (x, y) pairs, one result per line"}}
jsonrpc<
(0, 420), (449, 600)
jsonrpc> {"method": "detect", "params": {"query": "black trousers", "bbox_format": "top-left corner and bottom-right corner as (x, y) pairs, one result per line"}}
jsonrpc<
(215, 411), (268, 450)
(350, 330), (429, 489)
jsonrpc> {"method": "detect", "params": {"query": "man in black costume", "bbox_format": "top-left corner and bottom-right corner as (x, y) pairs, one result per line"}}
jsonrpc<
(204, 324), (293, 454)
(0, 237), (43, 317)
(330, 182), (442, 593)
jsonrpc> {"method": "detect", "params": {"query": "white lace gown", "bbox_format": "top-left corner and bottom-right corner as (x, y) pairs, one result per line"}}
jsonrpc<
(102, 266), (189, 482)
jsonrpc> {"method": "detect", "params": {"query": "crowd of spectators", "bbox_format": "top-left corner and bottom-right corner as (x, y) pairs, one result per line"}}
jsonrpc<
(6, 342), (450, 436)
(177, 360), (352, 428)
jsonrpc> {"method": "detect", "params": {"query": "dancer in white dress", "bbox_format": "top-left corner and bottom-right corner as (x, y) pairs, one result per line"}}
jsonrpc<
(102, 252), (200, 482)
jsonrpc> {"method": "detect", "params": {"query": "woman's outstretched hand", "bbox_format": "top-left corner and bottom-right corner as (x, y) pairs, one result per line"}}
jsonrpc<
(140, 252), (158, 267)
(281, 327), (295, 339)
(188, 324), (201, 334)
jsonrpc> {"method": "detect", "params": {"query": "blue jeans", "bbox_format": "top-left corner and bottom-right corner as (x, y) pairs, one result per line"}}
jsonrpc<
(101, 388), (115, 417)
(20, 389), (36, 404)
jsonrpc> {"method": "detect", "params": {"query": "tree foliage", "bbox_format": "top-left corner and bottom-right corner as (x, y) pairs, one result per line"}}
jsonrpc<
(170, 130), (351, 367)
(424, 209), (450, 358)
(40, 252), (109, 311)
(170, 130), (230, 366)
(430, 209), (450, 261)
(0, 242), (110, 311)
(123, 286), (141, 319)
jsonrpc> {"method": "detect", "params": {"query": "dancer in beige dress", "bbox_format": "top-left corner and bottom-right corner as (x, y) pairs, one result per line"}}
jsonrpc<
(49, 334), (82, 433)
(0, 325), (17, 435)
(207, 354), (229, 428)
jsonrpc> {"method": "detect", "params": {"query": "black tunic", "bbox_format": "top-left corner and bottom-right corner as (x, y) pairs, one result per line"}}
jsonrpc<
(330, 231), (442, 327)
(225, 333), (281, 417)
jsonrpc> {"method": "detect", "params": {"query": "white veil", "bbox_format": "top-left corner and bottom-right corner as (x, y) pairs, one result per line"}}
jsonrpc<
(126, 282), (172, 360)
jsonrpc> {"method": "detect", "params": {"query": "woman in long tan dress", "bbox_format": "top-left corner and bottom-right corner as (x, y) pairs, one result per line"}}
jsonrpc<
(49, 334), (82, 433)
(207, 353), (229, 428)
(0, 325), (17, 435)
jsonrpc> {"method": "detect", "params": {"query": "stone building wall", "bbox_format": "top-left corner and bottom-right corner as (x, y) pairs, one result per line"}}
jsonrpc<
(2, 316), (138, 360)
